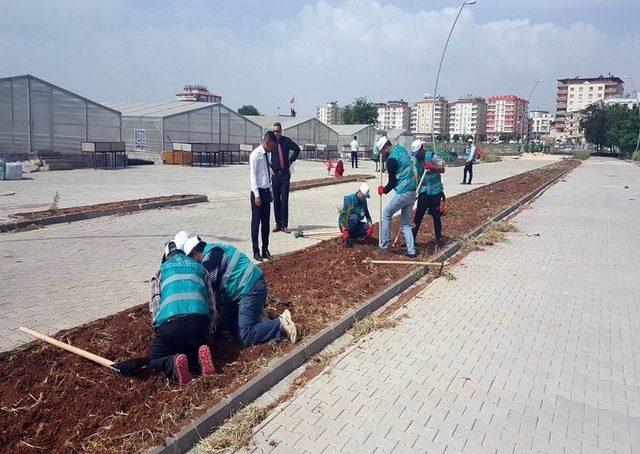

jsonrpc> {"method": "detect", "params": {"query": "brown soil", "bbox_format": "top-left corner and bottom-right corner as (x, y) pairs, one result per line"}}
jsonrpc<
(290, 174), (375, 191)
(10, 195), (202, 220)
(0, 160), (579, 453)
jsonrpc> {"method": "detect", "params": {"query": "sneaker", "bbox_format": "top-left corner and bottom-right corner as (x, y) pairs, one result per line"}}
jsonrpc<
(197, 345), (215, 376)
(279, 309), (297, 343)
(377, 247), (387, 253)
(406, 251), (418, 258)
(173, 353), (192, 385)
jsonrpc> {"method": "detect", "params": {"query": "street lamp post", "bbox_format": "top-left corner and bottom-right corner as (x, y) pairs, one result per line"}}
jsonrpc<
(520, 78), (543, 152)
(430, 1), (476, 157)
(623, 77), (640, 160)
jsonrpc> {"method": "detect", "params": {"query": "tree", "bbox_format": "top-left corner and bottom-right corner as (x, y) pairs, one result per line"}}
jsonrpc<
(342, 97), (378, 125)
(237, 105), (260, 116)
(580, 104), (610, 151)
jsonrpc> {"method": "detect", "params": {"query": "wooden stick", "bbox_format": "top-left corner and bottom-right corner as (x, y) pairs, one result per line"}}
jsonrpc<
(301, 231), (340, 237)
(363, 259), (446, 267)
(379, 148), (383, 248)
(19, 326), (115, 369)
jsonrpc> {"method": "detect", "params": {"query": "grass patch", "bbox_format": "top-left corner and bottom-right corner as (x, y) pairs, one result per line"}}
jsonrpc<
(572, 149), (591, 160)
(480, 154), (502, 163)
(350, 315), (398, 339)
(461, 221), (518, 253)
(196, 405), (270, 454)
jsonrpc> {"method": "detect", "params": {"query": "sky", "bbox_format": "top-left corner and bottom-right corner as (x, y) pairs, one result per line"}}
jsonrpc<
(2, 0), (639, 117)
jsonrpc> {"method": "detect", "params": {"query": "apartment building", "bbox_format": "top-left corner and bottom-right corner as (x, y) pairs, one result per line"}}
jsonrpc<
(553, 75), (624, 141)
(316, 101), (344, 125)
(410, 96), (449, 138)
(486, 94), (529, 140)
(378, 100), (411, 130)
(175, 84), (222, 103)
(529, 110), (553, 137)
(448, 96), (487, 138)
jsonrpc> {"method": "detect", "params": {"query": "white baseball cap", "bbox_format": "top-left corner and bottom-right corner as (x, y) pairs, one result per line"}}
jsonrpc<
(183, 235), (202, 256)
(359, 182), (371, 198)
(411, 139), (424, 153)
(467, 137), (474, 142)
(375, 136), (390, 151)
(173, 230), (190, 251)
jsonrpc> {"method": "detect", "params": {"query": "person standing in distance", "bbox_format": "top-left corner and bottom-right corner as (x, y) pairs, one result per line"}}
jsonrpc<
(271, 122), (300, 233)
(350, 135), (359, 169)
(250, 131), (277, 262)
(462, 137), (476, 184)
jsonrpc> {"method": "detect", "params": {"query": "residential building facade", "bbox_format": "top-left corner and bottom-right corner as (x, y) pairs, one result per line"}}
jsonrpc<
(486, 94), (529, 140)
(553, 75), (624, 141)
(529, 110), (554, 137)
(175, 84), (222, 103)
(378, 100), (411, 130)
(316, 101), (344, 125)
(410, 96), (449, 138)
(448, 96), (487, 139)
(603, 96), (639, 109)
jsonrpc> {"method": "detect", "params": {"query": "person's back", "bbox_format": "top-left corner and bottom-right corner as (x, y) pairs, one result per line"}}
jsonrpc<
(350, 138), (358, 151)
(388, 145), (417, 194)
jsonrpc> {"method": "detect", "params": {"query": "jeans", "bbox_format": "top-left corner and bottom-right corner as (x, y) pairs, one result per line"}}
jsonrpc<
(463, 161), (473, 184)
(413, 192), (442, 240)
(148, 314), (210, 378)
(251, 188), (271, 253)
(381, 191), (416, 255)
(237, 277), (282, 347)
(350, 151), (358, 168)
(272, 171), (291, 229)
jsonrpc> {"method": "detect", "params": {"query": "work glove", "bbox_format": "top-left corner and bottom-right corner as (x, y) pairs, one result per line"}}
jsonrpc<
(377, 185), (384, 196)
(424, 161), (435, 171)
(366, 224), (374, 237)
(342, 229), (350, 241)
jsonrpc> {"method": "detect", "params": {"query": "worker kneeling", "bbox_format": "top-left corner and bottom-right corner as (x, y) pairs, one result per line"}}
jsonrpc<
(183, 236), (297, 349)
(148, 241), (215, 385)
(339, 182), (374, 246)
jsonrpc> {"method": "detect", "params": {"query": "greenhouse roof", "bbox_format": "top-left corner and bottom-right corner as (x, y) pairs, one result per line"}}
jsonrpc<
(244, 115), (324, 130)
(102, 100), (219, 118)
(331, 124), (375, 135)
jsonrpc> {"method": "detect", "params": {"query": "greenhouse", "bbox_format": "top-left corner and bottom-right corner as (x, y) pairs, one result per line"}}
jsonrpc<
(332, 124), (379, 149)
(0, 75), (121, 156)
(245, 116), (339, 148)
(103, 101), (263, 153)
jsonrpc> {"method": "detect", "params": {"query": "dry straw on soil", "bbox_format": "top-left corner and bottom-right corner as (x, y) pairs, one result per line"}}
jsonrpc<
(196, 405), (270, 454)
(350, 315), (399, 339)
(461, 221), (518, 253)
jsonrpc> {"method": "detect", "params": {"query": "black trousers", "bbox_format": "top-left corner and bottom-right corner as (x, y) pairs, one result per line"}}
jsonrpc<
(272, 171), (291, 229)
(412, 192), (442, 241)
(463, 161), (473, 184)
(148, 314), (210, 378)
(351, 151), (358, 168)
(251, 188), (271, 253)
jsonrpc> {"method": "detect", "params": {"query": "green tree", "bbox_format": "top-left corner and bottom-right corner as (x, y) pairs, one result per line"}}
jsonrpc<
(342, 97), (378, 125)
(580, 104), (610, 151)
(237, 105), (260, 116)
(606, 105), (639, 155)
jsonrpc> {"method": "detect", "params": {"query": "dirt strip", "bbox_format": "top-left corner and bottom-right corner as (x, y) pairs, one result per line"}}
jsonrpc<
(290, 174), (375, 192)
(0, 159), (579, 453)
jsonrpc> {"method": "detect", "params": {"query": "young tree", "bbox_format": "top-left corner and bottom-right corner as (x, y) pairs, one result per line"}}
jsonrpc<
(342, 97), (378, 125)
(237, 105), (260, 116)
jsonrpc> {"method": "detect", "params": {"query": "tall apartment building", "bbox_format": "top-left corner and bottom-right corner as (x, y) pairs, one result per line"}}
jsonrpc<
(175, 84), (222, 103)
(486, 94), (529, 140)
(553, 75), (624, 141)
(378, 100), (411, 130)
(448, 96), (487, 138)
(529, 110), (553, 137)
(410, 96), (449, 138)
(316, 101), (344, 125)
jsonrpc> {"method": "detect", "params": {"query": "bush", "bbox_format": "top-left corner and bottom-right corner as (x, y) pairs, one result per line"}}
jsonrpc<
(480, 154), (502, 163)
(572, 149), (591, 160)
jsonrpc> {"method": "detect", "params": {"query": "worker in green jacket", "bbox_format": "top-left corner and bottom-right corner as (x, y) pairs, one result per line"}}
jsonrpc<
(411, 139), (446, 242)
(147, 241), (215, 385)
(339, 182), (374, 246)
(183, 236), (297, 347)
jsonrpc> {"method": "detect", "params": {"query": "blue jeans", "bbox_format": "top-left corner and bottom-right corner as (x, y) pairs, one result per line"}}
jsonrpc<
(237, 277), (282, 347)
(381, 191), (416, 254)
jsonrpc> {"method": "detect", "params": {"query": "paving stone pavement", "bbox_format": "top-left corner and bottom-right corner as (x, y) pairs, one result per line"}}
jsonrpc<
(0, 157), (554, 351)
(241, 158), (640, 454)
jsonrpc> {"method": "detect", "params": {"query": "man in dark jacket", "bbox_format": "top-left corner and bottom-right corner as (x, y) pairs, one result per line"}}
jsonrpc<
(339, 183), (374, 246)
(270, 122), (300, 233)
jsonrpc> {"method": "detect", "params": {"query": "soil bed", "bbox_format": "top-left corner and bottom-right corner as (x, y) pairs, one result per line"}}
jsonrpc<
(0, 160), (578, 453)
(10, 195), (205, 220)
(290, 174), (375, 191)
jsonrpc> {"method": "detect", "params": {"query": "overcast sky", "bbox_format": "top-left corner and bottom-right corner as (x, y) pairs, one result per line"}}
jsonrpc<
(2, 0), (639, 116)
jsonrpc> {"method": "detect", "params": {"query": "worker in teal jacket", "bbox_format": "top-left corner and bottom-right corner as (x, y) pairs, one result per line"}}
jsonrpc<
(339, 182), (374, 246)
(411, 140), (446, 242)
(183, 236), (297, 348)
(147, 241), (215, 385)
(376, 136), (418, 257)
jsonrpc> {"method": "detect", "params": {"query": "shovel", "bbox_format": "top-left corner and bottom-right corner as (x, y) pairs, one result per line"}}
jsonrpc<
(19, 326), (149, 376)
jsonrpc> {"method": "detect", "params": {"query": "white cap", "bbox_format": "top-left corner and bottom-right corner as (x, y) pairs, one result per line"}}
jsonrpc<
(183, 236), (202, 256)
(411, 139), (424, 153)
(173, 231), (190, 251)
(467, 137), (474, 142)
(375, 136), (389, 151)
(359, 182), (371, 198)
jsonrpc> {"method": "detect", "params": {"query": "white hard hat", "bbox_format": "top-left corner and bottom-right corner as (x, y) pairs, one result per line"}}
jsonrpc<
(173, 231), (190, 251)
(183, 236), (202, 256)
(375, 136), (390, 151)
(467, 137), (474, 142)
(411, 139), (424, 153)
(359, 182), (371, 198)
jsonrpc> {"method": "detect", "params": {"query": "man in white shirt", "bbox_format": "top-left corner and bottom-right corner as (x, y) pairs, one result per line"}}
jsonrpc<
(350, 135), (359, 169)
(250, 131), (277, 261)
(462, 137), (476, 184)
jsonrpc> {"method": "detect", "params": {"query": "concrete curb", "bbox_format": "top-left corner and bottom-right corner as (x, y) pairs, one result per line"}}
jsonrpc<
(290, 175), (375, 192)
(0, 195), (208, 233)
(148, 162), (577, 454)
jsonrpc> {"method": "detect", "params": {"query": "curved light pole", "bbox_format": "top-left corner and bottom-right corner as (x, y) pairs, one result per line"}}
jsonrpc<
(623, 76), (640, 160)
(520, 78), (543, 152)
(429, 1), (476, 158)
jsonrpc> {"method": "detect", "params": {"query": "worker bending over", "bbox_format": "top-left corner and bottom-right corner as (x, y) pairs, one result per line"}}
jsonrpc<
(376, 136), (418, 257)
(411, 140), (446, 242)
(183, 236), (297, 347)
(148, 241), (215, 385)
(339, 182), (374, 246)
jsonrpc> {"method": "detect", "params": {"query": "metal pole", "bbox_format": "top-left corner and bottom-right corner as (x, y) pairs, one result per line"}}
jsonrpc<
(520, 78), (543, 152)
(624, 77), (640, 160)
